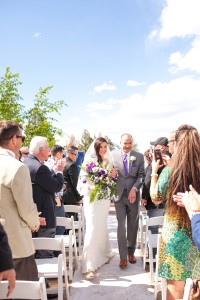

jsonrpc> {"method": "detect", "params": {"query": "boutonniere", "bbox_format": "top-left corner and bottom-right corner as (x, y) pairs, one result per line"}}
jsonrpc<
(130, 156), (136, 163)
(130, 156), (137, 167)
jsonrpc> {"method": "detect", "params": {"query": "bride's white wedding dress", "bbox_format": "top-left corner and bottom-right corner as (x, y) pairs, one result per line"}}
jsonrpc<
(80, 178), (113, 274)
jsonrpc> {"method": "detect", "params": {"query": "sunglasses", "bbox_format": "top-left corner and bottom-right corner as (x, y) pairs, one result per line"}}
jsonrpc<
(71, 153), (78, 157)
(16, 135), (26, 143)
(22, 152), (29, 155)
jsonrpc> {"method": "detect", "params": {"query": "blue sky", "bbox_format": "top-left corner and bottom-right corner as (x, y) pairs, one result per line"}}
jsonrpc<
(1, 0), (200, 151)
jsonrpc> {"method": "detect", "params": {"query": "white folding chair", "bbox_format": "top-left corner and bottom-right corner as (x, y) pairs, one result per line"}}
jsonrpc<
(32, 237), (69, 300)
(64, 204), (85, 254)
(0, 277), (47, 300)
(143, 216), (164, 283)
(56, 216), (78, 281)
(183, 278), (193, 300)
(137, 210), (148, 254)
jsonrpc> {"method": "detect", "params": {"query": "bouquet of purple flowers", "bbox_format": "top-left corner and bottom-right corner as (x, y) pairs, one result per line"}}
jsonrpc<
(80, 161), (118, 203)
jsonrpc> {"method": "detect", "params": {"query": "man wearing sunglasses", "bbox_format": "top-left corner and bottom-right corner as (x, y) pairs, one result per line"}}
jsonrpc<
(62, 146), (83, 216)
(0, 120), (41, 282)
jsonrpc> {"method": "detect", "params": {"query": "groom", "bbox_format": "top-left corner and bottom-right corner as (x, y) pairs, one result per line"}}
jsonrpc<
(112, 133), (145, 268)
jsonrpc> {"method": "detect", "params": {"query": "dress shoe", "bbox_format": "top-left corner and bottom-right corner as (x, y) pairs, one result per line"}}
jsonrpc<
(128, 253), (136, 264)
(119, 259), (127, 268)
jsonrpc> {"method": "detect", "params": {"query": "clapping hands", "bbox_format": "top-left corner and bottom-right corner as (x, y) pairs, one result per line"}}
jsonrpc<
(54, 158), (66, 173)
(173, 185), (200, 215)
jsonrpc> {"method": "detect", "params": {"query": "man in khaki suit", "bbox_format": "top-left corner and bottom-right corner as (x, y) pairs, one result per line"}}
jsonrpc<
(0, 120), (41, 281)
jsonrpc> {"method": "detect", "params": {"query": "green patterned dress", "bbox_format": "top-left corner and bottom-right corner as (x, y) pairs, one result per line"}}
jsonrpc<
(152, 166), (200, 280)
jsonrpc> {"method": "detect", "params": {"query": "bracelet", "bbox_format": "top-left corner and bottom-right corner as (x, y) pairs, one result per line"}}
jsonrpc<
(151, 173), (158, 177)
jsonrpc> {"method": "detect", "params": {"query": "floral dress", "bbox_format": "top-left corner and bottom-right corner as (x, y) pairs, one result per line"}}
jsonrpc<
(152, 166), (200, 280)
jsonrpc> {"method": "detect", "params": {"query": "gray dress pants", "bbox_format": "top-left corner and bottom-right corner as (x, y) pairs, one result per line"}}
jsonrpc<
(115, 190), (139, 259)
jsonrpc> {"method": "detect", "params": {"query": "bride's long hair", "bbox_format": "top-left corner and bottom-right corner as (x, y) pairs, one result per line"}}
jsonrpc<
(94, 137), (108, 164)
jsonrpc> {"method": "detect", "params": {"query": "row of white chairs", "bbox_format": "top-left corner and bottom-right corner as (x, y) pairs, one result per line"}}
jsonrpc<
(63, 204), (85, 255)
(138, 211), (194, 300)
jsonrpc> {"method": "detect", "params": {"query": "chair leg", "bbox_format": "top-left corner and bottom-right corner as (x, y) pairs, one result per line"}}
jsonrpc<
(58, 255), (63, 300)
(143, 238), (147, 269)
(63, 258), (70, 300)
(161, 278), (167, 300)
(149, 243), (154, 284)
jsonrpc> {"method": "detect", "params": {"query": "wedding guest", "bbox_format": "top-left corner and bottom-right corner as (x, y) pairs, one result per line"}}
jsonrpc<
(65, 136), (84, 174)
(0, 120), (41, 281)
(20, 146), (29, 161)
(112, 133), (145, 268)
(150, 124), (200, 300)
(0, 223), (16, 297)
(141, 138), (169, 231)
(45, 144), (66, 235)
(79, 137), (117, 279)
(173, 185), (200, 251)
(24, 136), (65, 258)
(62, 146), (83, 220)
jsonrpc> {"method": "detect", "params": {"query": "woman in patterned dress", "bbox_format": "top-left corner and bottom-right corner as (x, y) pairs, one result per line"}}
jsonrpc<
(150, 124), (200, 300)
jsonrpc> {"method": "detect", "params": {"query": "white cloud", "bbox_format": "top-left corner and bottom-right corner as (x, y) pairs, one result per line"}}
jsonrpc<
(93, 81), (117, 93)
(82, 76), (200, 152)
(169, 37), (200, 73)
(34, 32), (42, 38)
(126, 80), (145, 87)
(85, 98), (119, 113)
(159, 0), (200, 39)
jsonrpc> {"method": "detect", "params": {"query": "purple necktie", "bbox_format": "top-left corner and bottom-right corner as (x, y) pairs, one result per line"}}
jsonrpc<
(123, 154), (128, 176)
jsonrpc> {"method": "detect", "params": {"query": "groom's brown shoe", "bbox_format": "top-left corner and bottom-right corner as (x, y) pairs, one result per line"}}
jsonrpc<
(128, 253), (136, 264)
(119, 259), (127, 268)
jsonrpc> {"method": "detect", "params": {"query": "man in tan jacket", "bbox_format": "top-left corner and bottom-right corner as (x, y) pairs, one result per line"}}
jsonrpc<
(0, 120), (42, 280)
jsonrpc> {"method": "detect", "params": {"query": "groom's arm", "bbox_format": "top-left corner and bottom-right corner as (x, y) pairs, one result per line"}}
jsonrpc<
(132, 153), (145, 191)
(128, 153), (145, 203)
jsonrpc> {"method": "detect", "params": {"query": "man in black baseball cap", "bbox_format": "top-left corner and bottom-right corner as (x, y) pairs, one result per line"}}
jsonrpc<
(150, 137), (168, 147)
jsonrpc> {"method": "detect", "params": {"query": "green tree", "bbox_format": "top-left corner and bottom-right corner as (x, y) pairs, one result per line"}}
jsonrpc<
(24, 86), (67, 147)
(78, 129), (93, 152)
(0, 67), (24, 122)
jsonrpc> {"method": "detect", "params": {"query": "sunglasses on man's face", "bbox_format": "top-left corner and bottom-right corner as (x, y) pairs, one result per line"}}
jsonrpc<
(16, 135), (26, 143)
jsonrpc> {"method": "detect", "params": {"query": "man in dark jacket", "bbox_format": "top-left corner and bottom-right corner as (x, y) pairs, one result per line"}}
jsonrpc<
(0, 223), (16, 297)
(24, 136), (64, 258)
(62, 146), (82, 213)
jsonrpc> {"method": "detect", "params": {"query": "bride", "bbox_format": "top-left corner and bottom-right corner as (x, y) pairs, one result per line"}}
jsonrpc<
(78, 137), (117, 279)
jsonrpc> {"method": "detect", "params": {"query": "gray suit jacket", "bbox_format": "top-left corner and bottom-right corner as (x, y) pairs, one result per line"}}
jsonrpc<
(112, 150), (145, 201)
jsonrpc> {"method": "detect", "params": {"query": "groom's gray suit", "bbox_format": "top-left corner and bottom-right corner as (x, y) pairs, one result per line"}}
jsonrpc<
(112, 150), (145, 259)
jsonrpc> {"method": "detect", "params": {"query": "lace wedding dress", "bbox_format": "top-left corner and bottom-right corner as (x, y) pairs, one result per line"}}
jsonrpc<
(78, 137), (114, 275)
(80, 179), (113, 273)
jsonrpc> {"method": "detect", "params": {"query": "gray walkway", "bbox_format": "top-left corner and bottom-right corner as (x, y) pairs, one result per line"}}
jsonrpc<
(70, 209), (154, 300)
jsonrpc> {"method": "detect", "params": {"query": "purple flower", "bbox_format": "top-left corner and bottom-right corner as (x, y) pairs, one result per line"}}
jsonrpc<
(100, 169), (106, 175)
(82, 179), (87, 184)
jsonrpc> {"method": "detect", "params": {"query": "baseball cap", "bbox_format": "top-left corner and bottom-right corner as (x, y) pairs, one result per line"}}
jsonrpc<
(150, 137), (168, 146)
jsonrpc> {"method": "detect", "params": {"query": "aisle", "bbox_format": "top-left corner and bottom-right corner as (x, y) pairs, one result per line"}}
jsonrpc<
(70, 211), (154, 300)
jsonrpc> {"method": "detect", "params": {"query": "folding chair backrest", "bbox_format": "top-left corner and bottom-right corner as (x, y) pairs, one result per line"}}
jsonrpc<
(64, 204), (82, 214)
(32, 237), (66, 260)
(146, 216), (164, 227)
(0, 277), (47, 300)
(56, 216), (74, 230)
